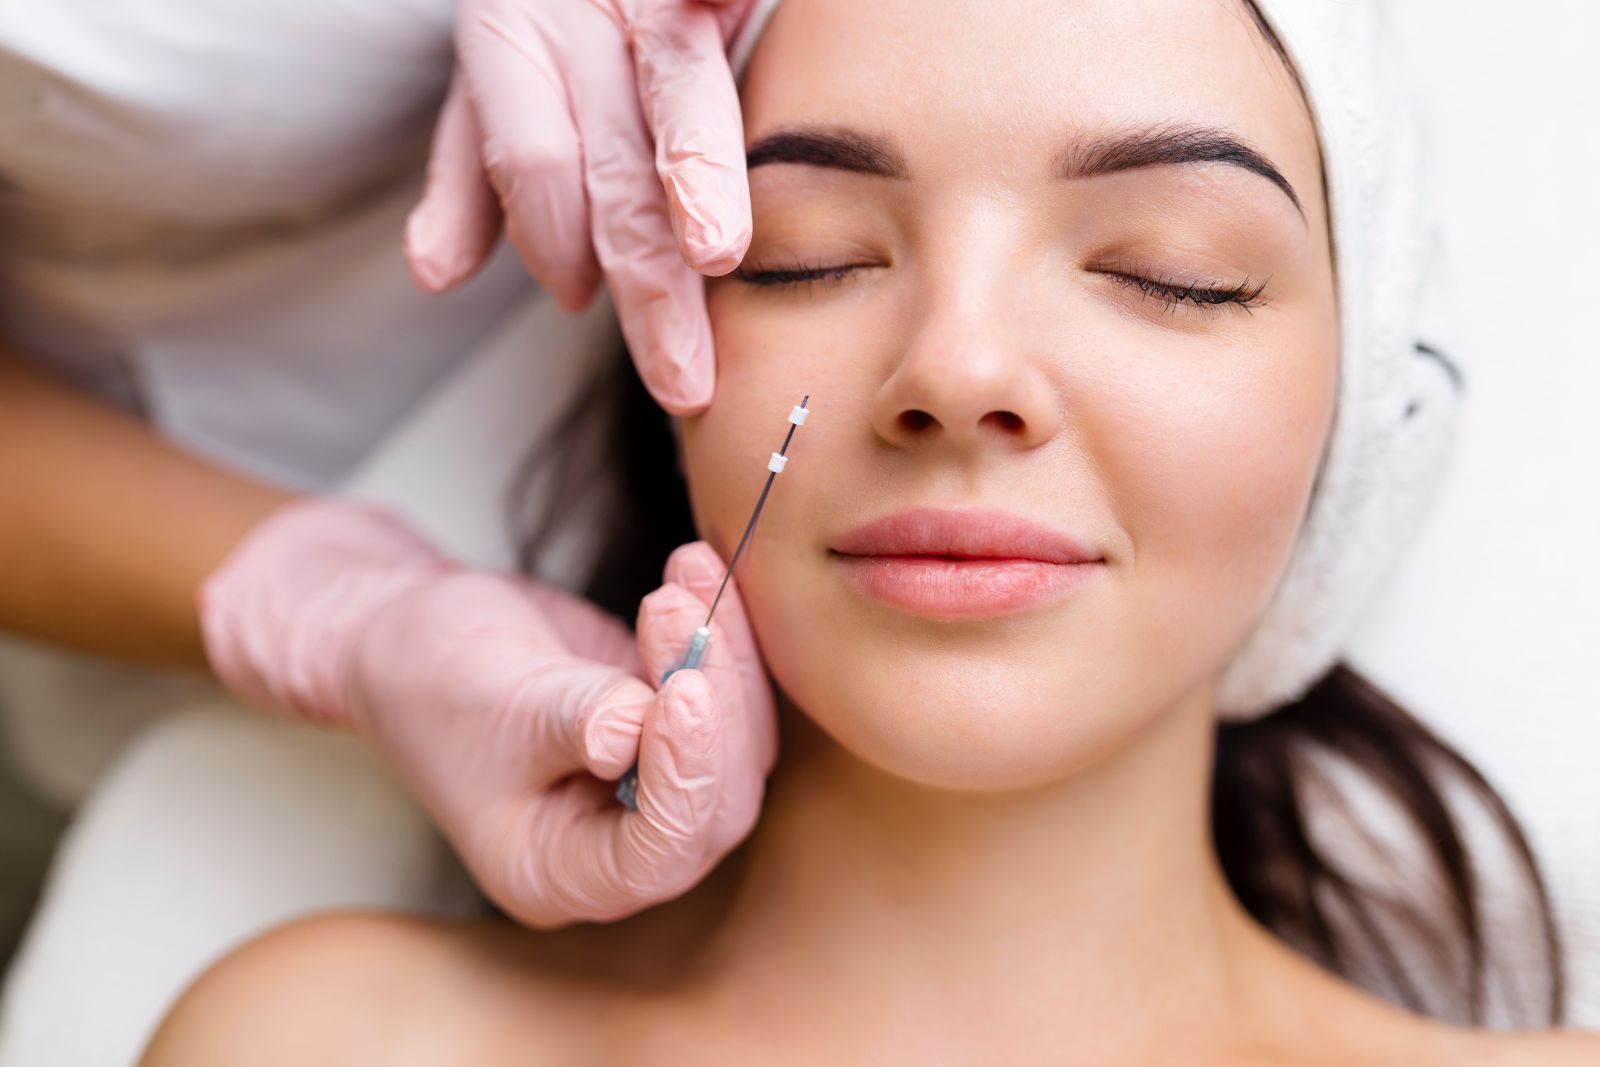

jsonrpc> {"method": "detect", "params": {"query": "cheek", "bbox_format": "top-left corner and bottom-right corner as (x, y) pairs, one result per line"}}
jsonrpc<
(684, 280), (889, 556)
(1088, 329), (1338, 681)
(678, 407), (748, 563)
(681, 291), (791, 558)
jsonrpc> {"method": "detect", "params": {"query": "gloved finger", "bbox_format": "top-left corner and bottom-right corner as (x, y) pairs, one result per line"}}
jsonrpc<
(641, 548), (765, 722)
(565, 5), (715, 415)
(457, 8), (602, 312)
(636, 580), (723, 685)
(404, 73), (504, 294)
(662, 541), (776, 774)
(621, 668), (724, 890)
(511, 656), (657, 781)
(700, 0), (760, 34)
(513, 576), (643, 675)
(524, 669), (723, 923)
(640, 563), (769, 858)
(682, 0), (762, 43)
(631, 3), (751, 275)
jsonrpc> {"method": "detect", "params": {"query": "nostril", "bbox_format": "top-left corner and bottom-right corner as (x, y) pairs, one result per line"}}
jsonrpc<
(984, 410), (1025, 434)
(899, 409), (937, 433)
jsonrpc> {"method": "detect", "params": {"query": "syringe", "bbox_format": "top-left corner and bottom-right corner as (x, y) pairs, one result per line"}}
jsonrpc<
(614, 395), (810, 811)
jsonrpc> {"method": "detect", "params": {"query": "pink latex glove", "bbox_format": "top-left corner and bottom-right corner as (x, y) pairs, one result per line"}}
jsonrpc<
(199, 497), (776, 927)
(404, 0), (758, 415)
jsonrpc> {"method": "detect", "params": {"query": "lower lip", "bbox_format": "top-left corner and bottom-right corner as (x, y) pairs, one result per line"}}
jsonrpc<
(832, 555), (1102, 620)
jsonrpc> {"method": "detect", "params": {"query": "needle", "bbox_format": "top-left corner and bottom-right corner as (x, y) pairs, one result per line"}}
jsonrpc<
(614, 395), (810, 811)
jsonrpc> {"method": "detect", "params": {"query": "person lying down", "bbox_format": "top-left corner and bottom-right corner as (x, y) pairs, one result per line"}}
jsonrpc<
(141, 0), (1595, 1062)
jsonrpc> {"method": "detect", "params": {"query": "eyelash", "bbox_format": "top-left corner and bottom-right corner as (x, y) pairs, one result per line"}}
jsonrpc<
(736, 263), (864, 290)
(1105, 270), (1270, 316)
(736, 262), (1271, 316)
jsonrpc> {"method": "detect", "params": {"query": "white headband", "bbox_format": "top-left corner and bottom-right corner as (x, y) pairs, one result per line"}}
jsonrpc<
(728, 0), (1462, 721)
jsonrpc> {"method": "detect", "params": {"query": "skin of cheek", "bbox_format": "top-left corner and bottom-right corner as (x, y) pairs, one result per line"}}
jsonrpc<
(1073, 306), (1340, 733)
(682, 274), (1337, 794)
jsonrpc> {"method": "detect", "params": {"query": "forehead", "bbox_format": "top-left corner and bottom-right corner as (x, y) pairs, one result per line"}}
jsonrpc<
(740, 0), (1324, 205)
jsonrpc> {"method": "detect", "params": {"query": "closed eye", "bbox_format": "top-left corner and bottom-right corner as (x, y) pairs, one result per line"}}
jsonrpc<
(735, 262), (872, 290)
(735, 261), (1272, 317)
(1102, 270), (1272, 316)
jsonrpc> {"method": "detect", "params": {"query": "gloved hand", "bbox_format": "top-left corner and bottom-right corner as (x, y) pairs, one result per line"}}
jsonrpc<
(404, 0), (758, 416)
(198, 496), (776, 927)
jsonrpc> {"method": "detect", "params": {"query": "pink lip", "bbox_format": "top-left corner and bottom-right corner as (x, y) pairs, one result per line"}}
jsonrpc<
(829, 507), (1105, 620)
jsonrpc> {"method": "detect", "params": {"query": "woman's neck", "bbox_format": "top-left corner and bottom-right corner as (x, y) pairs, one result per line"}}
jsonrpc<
(678, 684), (1286, 1060)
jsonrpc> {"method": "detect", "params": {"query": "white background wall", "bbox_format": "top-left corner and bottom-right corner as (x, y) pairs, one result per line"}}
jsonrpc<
(1348, 0), (1600, 1022)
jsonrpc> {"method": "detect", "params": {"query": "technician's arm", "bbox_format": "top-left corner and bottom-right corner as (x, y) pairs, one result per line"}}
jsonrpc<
(0, 339), (773, 926)
(0, 342), (291, 665)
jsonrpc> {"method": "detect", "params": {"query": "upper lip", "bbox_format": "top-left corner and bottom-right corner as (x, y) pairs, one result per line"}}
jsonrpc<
(830, 507), (1101, 564)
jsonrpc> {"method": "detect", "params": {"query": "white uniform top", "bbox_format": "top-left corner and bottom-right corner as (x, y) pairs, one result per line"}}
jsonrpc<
(0, 1), (598, 803)
(0, 0), (536, 489)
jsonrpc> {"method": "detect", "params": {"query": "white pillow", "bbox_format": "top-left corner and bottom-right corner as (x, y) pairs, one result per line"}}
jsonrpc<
(1346, 0), (1600, 1023)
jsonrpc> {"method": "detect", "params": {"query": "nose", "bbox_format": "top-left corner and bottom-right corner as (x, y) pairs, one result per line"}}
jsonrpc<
(869, 301), (1062, 454)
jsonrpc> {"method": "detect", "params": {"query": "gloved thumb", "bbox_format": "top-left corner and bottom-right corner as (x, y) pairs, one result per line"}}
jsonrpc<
(506, 656), (658, 782)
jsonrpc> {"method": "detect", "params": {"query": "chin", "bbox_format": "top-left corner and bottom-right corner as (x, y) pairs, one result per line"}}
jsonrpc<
(761, 613), (1174, 794)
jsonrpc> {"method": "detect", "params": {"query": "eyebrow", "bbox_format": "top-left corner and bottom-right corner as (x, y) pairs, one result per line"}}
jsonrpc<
(747, 127), (909, 179)
(746, 122), (1305, 222)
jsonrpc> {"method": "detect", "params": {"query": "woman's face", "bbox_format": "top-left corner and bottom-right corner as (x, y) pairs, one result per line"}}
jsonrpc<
(681, 0), (1338, 790)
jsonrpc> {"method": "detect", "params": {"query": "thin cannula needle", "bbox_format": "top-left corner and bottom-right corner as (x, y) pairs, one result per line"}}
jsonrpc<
(702, 394), (809, 627)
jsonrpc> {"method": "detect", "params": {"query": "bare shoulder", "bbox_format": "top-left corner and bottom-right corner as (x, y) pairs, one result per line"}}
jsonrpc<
(1369, 1006), (1600, 1066)
(1239, 930), (1600, 1067)
(139, 910), (567, 1067)
(1472, 1028), (1600, 1065)
(1417, 1022), (1600, 1067)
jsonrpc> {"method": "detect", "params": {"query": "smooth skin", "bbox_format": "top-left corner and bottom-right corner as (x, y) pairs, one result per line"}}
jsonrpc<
(143, 0), (1600, 1063)
(0, 347), (292, 664)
